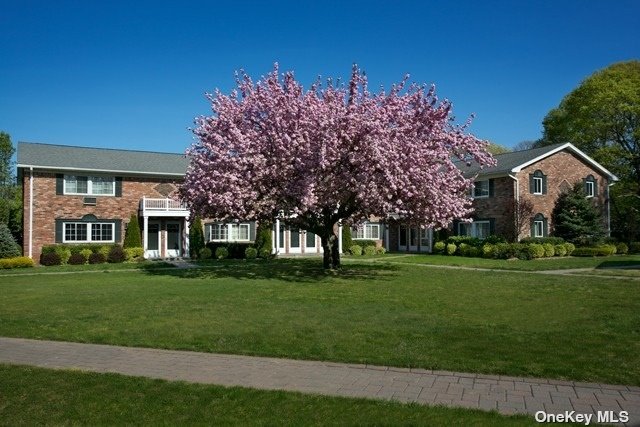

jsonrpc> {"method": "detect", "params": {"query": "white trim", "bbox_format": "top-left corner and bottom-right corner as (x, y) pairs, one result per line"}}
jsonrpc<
(458, 220), (491, 239)
(17, 164), (184, 177)
(353, 223), (381, 240)
(585, 180), (595, 198)
(206, 223), (251, 242)
(472, 180), (490, 198)
(510, 143), (619, 180)
(533, 220), (544, 238)
(533, 176), (543, 195)
(28, 167), (33, 258)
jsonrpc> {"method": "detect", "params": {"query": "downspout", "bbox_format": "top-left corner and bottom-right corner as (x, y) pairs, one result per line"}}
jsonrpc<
(607, 180), (614, 237)
(508, 174), (519, 241)
(29, 167), (34, 258)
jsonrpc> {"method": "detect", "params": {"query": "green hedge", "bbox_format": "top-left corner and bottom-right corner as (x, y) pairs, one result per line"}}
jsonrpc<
(0, 256), (34, 269)
(571, 245), (617, 257)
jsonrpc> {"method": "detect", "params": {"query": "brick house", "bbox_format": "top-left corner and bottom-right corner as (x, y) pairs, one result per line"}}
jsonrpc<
(17, 141), (617, 261)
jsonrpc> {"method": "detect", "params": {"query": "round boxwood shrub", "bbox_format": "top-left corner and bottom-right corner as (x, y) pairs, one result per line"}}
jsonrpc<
(542, 243), (555, 257)
(40, 252), (62, 266)
(481, 244), (494, 258)
(68, 253), (87, 265)
(245, 247), (258, 259)
(107, 246), (126, 263)
(433, 241), (446, 254)
(88, 252), (106, 264)
(629, 242), (640, 254)
(199, 247), (212, 260)
(527, 243), (545, 259)
(0, 256), (34, 269)
(446, 243), (456, 256)
(563, 242), (576, 256)
(80, 248), (93, 260)
(616, 242), (628, 255)
(124, 247), (144, 262)
(259, 248), (272, 259)
(376, 246), (386, 255)
(215, 247), (229, 260)
(554, 244), (567, 257)
(363, 245), (377, 256)
(350, 245), (363, 256)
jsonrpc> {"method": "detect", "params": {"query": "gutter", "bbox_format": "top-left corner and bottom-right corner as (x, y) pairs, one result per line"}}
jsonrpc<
(508, 174), (520, 241)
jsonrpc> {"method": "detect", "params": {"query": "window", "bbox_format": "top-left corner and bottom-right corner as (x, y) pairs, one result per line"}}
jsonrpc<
(533, 177), (543, 195)
(473, 180), (490, 198)
(531, 213), (546, 238)
(584, 175), (597, 198)
(64, 175), (115, 196)
(353, 223), (380, 240)
(207, 223), (251, 242)
(530, 170), (546, 195)
(63, 222), (114, 243)
(458, 220), (491, 239)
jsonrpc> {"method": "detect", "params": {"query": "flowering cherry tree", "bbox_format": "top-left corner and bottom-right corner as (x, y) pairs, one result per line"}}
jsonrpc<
(180, 64), (495, 269)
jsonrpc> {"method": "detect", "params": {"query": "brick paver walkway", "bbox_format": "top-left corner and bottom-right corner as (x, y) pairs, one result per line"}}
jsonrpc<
(1, 337), (639, 424)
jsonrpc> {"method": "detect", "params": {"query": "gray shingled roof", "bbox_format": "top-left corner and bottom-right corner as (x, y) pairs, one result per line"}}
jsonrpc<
(456, 143), (568, 177)
(17, 142), (189, 176)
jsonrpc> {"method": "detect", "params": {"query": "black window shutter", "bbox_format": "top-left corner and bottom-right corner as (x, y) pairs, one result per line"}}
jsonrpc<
(542, 175), (548, 195)
(489, 218), (496, 235)
(55, 219), (63, 243)
(529, 174), (534, 193)
(250, 222), (256, 241)
(530, 219), (535, 237)
(114, 220), (122, 242)
(583, 178), (588, 194)
(594, 178), (599, 196)
(115, 177), (123, 197)
(204, 224), (211, 242)
(56, 174), (64, 195)
(489, 179), (495, 197)
(542, 218), (548, 237)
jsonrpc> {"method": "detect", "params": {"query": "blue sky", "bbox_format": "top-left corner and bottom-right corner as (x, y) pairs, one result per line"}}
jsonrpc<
(1, 0), (638, 155)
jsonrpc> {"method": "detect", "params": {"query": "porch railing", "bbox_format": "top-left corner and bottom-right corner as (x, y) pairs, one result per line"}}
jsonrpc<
(141, 197), (188, 212)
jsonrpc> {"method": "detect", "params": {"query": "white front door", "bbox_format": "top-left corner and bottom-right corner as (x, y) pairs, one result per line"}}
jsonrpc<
(409, 227), (419, 251)
(166, 221), (181, 257)
(304, 231), (318, 253)
(146, 221), (160, 258)
(289, 228), (302, 253)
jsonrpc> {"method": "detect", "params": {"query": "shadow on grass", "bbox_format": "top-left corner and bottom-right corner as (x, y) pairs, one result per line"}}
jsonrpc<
(140, 258), (400, 283)
(596, 260), (640, 270)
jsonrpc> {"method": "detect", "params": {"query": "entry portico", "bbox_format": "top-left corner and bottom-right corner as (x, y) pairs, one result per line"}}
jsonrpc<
(140, 197), (190, 259)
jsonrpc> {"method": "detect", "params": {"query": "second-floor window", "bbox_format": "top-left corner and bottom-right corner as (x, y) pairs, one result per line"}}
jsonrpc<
(64, 175), (115, 196)
(584, 175), (597, 198)
(530, 170), (547, 195)
(473, 180), (490, 198)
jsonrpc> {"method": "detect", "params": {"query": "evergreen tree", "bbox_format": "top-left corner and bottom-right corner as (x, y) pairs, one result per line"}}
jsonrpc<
(552, 183), (604, 245)
(123, 214), (142, 248)
(0, 223), (21, 258)
(341, 224), (353, 254)
(253, 221), (272, 252)
(189, 216), (205, 258)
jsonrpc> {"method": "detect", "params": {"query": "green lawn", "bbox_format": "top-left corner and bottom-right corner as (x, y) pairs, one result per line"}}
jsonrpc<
(0, 260), (174, 275)
(0, 364), (539, 426)
(362, 253), (640, 271)
(1, 258), (639, 385)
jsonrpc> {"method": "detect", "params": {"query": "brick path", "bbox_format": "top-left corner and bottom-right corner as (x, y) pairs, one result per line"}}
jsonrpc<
(1, 338), (639, 424)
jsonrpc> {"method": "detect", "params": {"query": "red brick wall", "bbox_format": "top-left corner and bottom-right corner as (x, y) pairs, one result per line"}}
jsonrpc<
(22, 171), (182, 261)
(470, 176), (515, 238)
(517, 150), (610, 239)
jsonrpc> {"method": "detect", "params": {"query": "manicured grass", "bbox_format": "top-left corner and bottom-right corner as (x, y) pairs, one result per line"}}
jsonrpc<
(1, 259), (639, 385)
(367, 253), (640, 271)
(0, 260), (175, 275)
(0, 364), (538, 426)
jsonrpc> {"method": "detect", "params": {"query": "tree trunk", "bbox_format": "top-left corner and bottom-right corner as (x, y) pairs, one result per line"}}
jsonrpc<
(320, 227), (340, 270)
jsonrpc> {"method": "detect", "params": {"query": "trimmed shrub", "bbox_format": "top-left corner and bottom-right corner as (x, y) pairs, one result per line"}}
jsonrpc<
(483, 235), (506, 245)
(554, 244), (567, 257)
(107, 246), (126, 263)
(341, 225), (353, 254)
(572, 245), (617, 257)
(563, 242), (575, 256)
(350, 245), (363, 256)
(215, 247), (229, 260)
(527, 243), (545, 259)
(629, 242), (640, 254)
(199, 247), (212, 260)
(68, 253), (87, 265)
(520, 237), (565, 245)
(354, 239), (377, 248)
(55, 247), (71, 264)
(88, 252), (106, 264)
(493, 243), (530, 260)
(376, 246), (386, 255)
(259, 248), (272, 259)
(189, 217), (205, 258)
(616, 242), (629, 255)
(245, 247), (258, 259)
(205, 242), (252, 259)
(40, 252), (62, 266)
(98, 245), (112, 258)
(433, 241), (446, 254)
(446, 243), (456, 256)
(0, 223), (21, 258)
(124, 247), (144, 262)
(80, 248), (93, 260)
(447, 236), (481, 247)
(0, 256), (34, 269)
(481, 244), (495, 258)
(123, 214), (142, 248)
(254, 222), (273, 253)
(363, 245), (377, 256)
(467, 246), (481, 257)
(542, 243), (555, 257)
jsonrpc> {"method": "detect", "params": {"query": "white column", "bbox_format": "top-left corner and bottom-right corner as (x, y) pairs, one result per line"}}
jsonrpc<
(274, 219), (280, 255)
(143, 215), (149, 259)
(184, 218), (190, 258)
(338, 224), (343, 254)
(28, 167), (34, 258)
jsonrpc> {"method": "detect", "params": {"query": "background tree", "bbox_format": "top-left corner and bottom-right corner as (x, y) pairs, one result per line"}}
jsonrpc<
(188, 216), (205, 258)
(123, 214), (142, 248)
(551, 183), (604, 245)
(512, 140), (540, 151)
(541, 61), (640, 190)
(486, 142), (511, 155)
(180, 65), (494, 269)
(0, 132), (22, 244)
